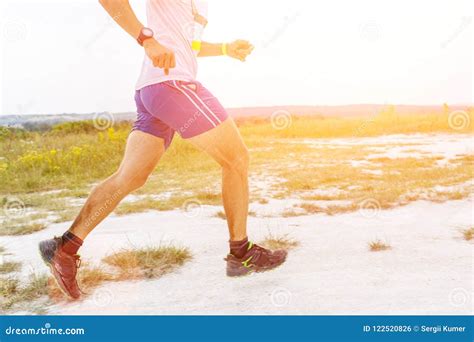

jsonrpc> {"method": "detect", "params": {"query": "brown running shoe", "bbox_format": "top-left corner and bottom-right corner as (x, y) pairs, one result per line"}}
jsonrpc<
(38, 237), (82, 299)
(225, 241), (287, 277)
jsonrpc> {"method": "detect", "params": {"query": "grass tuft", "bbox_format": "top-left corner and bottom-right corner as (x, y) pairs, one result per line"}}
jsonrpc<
(0, 223), (46, 236)
(103, 245), (192, 280)
(0, 261), (21, 274)
(260, 233), (299, 250)
(462, 227), (474, 241)
(0, 274), (49, 311)
(369, 240), (391, 252)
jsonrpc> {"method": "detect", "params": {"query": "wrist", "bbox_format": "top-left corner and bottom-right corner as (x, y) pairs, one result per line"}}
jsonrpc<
(137, 27), (154, 46)
(143, 38), (156, 49)
(221, 42), (228, 56)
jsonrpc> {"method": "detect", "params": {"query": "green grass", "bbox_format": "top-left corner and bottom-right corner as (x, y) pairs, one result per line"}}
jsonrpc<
(103, 245), (192, 280)
(2, 109), (472, 194)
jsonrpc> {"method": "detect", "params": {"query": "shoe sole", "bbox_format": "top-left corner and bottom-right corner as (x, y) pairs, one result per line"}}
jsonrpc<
(38, 243), (81, 300)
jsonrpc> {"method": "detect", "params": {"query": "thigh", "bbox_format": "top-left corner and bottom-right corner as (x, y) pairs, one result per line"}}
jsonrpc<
(117, 130), (166, 177)
(187, 118), (248, 167)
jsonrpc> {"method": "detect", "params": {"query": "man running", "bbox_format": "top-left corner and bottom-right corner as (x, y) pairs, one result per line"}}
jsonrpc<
(39, 0), (287, 299)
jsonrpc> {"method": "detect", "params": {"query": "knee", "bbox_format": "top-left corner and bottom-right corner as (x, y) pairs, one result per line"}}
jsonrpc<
(112, 170), (149, 192)
(222, 148), (249, 174)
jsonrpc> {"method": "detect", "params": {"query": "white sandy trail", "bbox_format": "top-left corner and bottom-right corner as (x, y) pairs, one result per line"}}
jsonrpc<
(2, 197), (472, 315)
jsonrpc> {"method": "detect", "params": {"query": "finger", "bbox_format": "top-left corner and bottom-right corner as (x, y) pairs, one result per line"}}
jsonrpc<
(237, 47), (252, 55)
(157, 54), (165, 68)
(236, 50), (246, 58)
(235, 39), (248, 45)
(164, 67), (169, 75)
(236, 49), (250, 59)
(164, 54), (171, 71)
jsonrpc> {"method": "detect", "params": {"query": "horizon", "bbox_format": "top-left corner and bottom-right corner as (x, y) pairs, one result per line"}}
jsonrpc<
(0, 103), (472, 117)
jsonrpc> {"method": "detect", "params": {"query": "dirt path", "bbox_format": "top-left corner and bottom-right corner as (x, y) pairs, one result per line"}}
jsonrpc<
(3, 197), (472, 315)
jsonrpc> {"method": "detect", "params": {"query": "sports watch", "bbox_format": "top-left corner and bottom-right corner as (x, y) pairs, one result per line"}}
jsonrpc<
(137, 27), (154, 46)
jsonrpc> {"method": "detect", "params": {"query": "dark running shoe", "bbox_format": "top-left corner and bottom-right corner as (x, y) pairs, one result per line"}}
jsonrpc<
(225, 241), (287, 277)
(39, 237), (82, 299)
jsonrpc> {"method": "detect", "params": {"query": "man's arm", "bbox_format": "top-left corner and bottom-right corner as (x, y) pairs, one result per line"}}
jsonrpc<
(98, 0), (175, 74)
(198, 40), (254, 61)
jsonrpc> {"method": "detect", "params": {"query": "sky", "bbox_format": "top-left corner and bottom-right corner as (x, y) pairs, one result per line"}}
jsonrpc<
(0, 0), (472, 115)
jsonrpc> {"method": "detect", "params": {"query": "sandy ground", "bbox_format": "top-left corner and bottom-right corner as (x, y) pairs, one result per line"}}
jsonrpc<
(2, 197), (472, 315)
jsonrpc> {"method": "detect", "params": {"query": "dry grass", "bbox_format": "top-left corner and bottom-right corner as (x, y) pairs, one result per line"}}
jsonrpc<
(0, 244), (192, 312)
(462, 227), (474, 241)
(0, 261), (21, 274)
(214, 210), (256, 219)
(0, 265), (113, 312)
(0, 222), (46, 236)
(0, 110), (472, 234)
(369, 240), (392, 252)
(103, 245), (192, 280)
(214, 211), (227, 219)
(115, 197), (175, 216)
(0, 274), (49, 312)
(260, 233), (299, 250)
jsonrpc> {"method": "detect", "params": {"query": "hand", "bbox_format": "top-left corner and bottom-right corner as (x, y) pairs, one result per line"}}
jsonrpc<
(143, 38), (176, 75)
(226, 39), (254, 62)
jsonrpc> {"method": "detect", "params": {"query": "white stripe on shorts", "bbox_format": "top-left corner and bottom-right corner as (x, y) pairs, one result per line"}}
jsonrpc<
(178, 82), (222, 125)
(171, 81), (217, 127)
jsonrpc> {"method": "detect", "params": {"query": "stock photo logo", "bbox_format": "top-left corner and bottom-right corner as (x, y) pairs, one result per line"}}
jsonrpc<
(93, 112), (115, 131)
(270, 287), (292, 308)
(357, 198), (382, 219)
(359, 20), (381, 42)
(448, 110), (470, 131)
(271, 110), (292, 130)
(93, 288), (115, 308)
(448, 288), (471, 308)
(2, 197), (26, 219)
(261, 12), (300, 48)
(2, 19), (28, 42)
(181, 198), (203, 218)
(440, 16), (472, 49)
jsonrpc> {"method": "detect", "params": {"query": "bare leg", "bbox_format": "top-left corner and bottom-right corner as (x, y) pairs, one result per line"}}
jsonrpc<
(187, 118), (249, 241)
(69, 131), (165, 240)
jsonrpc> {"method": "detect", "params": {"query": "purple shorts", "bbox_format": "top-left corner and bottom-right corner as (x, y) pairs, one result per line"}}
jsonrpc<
(132, 80), (229, 148)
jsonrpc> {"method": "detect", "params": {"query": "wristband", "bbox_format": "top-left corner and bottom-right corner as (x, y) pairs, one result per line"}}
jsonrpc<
(221, 43), (228, 56)
(192, 40), (202, 52)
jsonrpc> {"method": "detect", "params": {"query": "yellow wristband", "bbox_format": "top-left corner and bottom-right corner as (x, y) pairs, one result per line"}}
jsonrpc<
(221, 43), (228, 56)
(192, 40), (202, 52)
